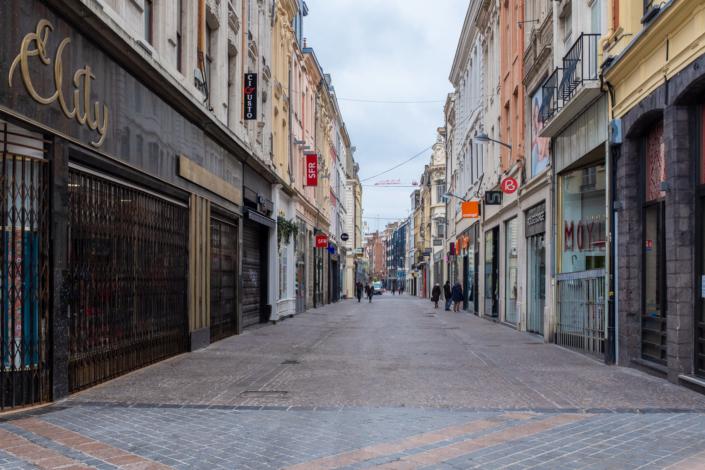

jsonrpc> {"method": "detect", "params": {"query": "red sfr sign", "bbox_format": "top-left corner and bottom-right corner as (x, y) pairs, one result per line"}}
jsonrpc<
(306, 154), (318, 186)
(315, 235), (328, 248)
(501, 177), (518, 194)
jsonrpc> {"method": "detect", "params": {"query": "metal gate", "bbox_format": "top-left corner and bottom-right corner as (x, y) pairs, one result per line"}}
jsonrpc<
(242, 219), (265, 328)
(210, 218), (238, 342)
(67, 169), (189, 393)
(556, 274), (605, 359)
(0, 154), (50, 410)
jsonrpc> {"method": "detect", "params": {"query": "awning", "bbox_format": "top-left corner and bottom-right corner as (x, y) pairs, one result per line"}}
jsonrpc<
(245, 208), (276, 228)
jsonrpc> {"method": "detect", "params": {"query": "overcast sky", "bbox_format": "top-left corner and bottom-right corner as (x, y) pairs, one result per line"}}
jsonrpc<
(303, 0), (468, 234)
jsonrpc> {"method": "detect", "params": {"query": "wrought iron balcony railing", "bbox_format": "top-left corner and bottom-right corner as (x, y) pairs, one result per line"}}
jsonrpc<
(540, 33), (600, 124)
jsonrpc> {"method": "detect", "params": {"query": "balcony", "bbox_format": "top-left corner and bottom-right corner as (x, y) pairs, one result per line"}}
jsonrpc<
(539, 34), (601, 138)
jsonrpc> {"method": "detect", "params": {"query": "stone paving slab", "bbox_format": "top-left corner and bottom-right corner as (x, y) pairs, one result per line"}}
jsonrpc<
(68, 297), (705, 411)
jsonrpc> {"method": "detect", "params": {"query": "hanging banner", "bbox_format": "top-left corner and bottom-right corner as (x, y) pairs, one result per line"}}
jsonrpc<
(485, 191), (502, 205)
(244, 73), (258, 120)
(315, 235), (328, 248)
(306, 154), (318, 186)
(461, 201), (480, 218)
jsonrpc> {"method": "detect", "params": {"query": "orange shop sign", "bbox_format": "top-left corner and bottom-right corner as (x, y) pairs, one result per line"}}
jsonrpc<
(461, 201), (480, 218)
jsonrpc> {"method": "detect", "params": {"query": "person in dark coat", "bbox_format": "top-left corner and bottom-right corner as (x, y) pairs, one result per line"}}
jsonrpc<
(452, 281), (463, 312)
(365, 282), (373, 302)
(356, 280), (364, 302)
(431, 284), (442, 308)
(443, 281), (452, 311)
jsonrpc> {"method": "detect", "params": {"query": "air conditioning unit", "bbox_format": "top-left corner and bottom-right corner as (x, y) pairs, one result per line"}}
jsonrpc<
(608, 119), (622, 146)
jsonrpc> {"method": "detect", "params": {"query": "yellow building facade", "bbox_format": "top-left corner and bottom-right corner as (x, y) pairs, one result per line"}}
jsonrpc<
(603, 0), (705, 390)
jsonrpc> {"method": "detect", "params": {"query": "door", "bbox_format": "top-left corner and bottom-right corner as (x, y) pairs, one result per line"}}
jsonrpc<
(463, 255), (469, 310)
(210, 218), (238, 342)
(484, 227), (499, 317)
(527, 234), (546, 335)
(242, 218), (267, 328)
(699, 196), (705, 378)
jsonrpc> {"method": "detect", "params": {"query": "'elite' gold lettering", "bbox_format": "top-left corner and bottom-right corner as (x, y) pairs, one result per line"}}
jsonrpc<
(9, 20), (108, 147)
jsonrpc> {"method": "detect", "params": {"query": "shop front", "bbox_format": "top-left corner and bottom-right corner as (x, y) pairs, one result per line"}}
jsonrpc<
(484, 226), (499, 317)
(0, 2), (269, 407)
(525, 202), (546, 336)
(295, 219), (306, 314)
(552, 95), (608, 360)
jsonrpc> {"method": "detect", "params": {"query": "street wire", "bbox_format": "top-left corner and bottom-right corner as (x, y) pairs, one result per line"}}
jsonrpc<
(359, 145), (434, 182)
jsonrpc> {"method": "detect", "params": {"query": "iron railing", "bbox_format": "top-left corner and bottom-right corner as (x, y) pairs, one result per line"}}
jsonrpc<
(556, 275), (605, 360)
(0, 152), (50, 411)
(540, 34), (600, 124)
(67, 169), (189, 393)
(210, 218), (238, 343)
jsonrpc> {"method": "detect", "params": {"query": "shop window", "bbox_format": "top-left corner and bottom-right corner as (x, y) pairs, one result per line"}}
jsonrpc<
(646, 122), (665, 201)
(505, 218), (518, 324)
(559, 164), (606, 273)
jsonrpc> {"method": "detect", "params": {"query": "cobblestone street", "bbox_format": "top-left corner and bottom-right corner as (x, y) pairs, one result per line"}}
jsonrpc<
(2, 297), (705, 469)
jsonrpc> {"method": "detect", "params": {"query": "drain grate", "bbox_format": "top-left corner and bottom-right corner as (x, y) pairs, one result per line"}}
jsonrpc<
(282, 360), (299, 365)
(443, 327), (460, 330)
(238, 390), (288, 398)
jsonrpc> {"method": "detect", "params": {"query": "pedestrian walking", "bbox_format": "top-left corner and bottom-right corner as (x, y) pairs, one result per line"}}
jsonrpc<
(452, 281), (463, 312)
(443, 281), (452, 311)
(365, 282), (374, 303)
(356, 280), (363, 302)
(392, 286), (396, 296)
(431, 283), (441, 308)
(399, 285), (404, 295)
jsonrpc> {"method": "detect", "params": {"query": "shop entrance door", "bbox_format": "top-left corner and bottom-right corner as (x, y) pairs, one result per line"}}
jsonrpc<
(699, 196), (705, 379)
(484, 227), (499, 317)
(0, 152), (50, 410)
(210, 218), (238, 343)
(527, 234), (546, 335)
(243, 219), (267, 328)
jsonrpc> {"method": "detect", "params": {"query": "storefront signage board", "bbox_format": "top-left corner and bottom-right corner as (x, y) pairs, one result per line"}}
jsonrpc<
(485, 191), (502, 205)
(501, 177), (518, 194)
(525, 202), (546, 238)
(341, 233), (349, 241)
(646, 240), (653, 251)
(315, 235), (328, 248)
(306, 155), (318, 186)
(244, 73), (258, 120)
(461, 201), (480, 218)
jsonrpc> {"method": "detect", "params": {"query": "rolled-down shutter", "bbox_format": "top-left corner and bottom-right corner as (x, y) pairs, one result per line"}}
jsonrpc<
(242, 219), (266, 328)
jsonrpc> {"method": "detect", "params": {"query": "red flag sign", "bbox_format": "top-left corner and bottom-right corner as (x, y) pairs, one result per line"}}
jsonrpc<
(306, 155), (318, 186)
(315, 235), (328, 248)
(501, 177), (518, 194)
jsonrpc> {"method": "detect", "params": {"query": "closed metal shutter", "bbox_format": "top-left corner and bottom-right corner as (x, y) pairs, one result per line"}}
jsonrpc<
(242, 219), (266, 328)
(210, 218), (238, 342)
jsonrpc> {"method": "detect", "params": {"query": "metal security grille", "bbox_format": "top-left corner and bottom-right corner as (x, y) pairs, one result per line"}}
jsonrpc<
(210, 218), (238, 342)
(67, 169), (189, 393)
(556, 276), (605, 360)
(0, 154), (50, 410)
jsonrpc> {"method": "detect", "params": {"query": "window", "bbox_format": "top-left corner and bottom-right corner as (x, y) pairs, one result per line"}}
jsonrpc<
(437, 222), (445, 238)
(176, 0), (183, 72)
(591, 0), (601, 35)
(436, 180), (445, 203)
(205, 25), (212, 103)
(563, 8), (573, 51)
(559, 164), (606, 274)
(505, 218), (518, 324)
(144, 0), (153, 44)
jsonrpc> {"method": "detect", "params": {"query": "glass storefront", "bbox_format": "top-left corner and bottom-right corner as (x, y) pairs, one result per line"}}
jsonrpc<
(295, 220), (306, 313)
(559, 164), (606, 273)
(484, 227), (499, 317)
(505, 218), (518, 324)
(526, 202), (546, 335)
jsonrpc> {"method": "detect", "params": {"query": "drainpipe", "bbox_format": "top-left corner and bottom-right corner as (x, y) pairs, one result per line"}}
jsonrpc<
(288, 47), (294, 184)
(598, 0), (615, 66)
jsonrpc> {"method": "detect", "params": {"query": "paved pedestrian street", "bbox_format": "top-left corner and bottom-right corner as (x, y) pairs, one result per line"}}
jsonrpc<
(2, 297), (705, 470)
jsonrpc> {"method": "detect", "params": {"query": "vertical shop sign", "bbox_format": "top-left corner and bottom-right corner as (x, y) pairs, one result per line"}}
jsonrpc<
(306, 154), (318, 186)
(244, 73), (258, 120)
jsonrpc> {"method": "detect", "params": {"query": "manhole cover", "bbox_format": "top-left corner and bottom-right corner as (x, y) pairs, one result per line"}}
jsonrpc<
(282, 360), (299, 365)
(238, 390), (288, 398)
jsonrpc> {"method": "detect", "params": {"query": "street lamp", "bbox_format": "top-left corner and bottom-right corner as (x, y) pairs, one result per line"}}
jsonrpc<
(443, 190), (468, 202)
(475, 132), (512, 150)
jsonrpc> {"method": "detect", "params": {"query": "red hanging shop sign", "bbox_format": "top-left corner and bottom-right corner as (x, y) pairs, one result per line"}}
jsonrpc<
(315, 235), (328, 248)
(306, 154), (318, 186)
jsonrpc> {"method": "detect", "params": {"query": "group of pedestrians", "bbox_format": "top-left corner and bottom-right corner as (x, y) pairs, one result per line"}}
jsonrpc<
(354, 281), (405, 303)
(431, 280), (463, 311)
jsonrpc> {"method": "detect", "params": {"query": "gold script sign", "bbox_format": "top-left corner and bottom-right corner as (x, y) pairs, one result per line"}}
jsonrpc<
(8, 20), (108, 147)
